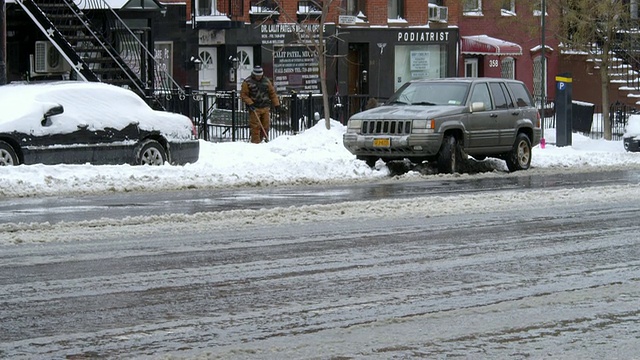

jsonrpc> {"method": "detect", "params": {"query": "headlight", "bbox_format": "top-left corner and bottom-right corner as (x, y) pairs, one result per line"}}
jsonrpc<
(412, 119), (435, 134)
(348, 119), (362, 129)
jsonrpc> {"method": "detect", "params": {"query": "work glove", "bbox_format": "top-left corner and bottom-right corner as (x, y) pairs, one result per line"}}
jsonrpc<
(247, 105), (256, 112)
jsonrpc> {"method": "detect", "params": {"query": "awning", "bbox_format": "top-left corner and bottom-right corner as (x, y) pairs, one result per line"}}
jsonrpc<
(461, 35), (523, 56)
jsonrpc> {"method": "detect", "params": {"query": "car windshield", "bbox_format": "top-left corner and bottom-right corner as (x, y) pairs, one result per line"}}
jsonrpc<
(387, 82), (470, 106)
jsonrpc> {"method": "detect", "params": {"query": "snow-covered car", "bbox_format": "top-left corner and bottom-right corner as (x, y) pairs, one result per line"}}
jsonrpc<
(0, 81), (199, 166)
(623, 114), (640, 152)
(343, 78), (541, 173)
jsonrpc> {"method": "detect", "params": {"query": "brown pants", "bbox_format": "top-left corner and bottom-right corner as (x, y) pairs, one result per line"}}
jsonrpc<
(249, 107), (270, 143)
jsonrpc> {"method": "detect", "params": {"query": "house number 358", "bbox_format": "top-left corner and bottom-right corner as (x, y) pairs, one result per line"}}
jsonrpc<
(489, 60), (499, 68)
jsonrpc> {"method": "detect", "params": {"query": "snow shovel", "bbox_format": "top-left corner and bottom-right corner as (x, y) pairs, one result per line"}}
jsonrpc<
(251, 109), (269, 143)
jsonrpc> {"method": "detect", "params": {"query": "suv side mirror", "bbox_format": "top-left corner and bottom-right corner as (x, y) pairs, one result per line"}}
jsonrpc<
(470, 102), (485, 113)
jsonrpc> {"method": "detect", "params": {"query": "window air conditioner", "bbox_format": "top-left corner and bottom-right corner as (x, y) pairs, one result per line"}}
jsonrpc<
(428, 6), (448, 22)
(34, 41), (70, 73)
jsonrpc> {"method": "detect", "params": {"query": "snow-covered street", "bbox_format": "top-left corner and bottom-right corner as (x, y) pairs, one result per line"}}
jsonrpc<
(2, 183), (640, 359)
(2, 120), (640, 198)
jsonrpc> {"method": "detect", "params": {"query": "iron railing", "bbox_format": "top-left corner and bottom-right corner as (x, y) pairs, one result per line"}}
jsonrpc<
(178, 90), (378, 142)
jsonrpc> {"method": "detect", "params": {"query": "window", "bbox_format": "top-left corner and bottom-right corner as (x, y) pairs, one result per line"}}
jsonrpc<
(429, 0), (444, 4)
(469, 83), (493, 110)
(197, 0), (218, 16)
(464, 58), (478, 77)
(388, 0), (404, 19)
(490, 83), (509, 109)
(298, 0), (322, 14)
(346, 0), (366, 16)
(532, 55), (546, 104)
(501, 57), (515, 79)
(501, 0), (515, 15)
(508, 82), (534, 107)
(154, 41), (173, 89)
(463, 0), (482, 13)
(500, 83), (515, 108)
(394, 45), (447, 91)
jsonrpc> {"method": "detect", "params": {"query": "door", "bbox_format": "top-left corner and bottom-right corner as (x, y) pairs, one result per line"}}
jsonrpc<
(347, 43), (369, 115)
(199, 47), (218, 91)
(489, 82), (518, 146)
(236, 46), (253, 91)
(464, 58), (478, 77)
(466, 82), (500, 149)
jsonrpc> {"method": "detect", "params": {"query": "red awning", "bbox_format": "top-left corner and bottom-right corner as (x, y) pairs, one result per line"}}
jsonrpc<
(461, 35), (522, 56)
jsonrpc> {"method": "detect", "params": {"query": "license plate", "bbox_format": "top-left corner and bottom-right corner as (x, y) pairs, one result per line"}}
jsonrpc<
(373, 138), (390, 147)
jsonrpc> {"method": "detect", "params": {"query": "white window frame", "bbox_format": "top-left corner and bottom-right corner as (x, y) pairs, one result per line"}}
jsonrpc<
(464, 58), (478, 78)
(463, 0), (482, 14)
(501, 0), (516, 15)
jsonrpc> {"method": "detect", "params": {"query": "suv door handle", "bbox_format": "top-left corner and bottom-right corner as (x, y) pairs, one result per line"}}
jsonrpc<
(511, 111), (520, 116)
(490, 113), (498, 118)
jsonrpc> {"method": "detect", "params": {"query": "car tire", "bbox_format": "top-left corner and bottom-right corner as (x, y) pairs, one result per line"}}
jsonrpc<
(505, 133), (532, 172)
(437, 135), (460, 174)
(136, 139), (166, 166)
(357, 155), (378, 168)
(0, 140), (19, 166)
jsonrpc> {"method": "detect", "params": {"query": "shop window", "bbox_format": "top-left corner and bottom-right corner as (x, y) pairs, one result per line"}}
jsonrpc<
(463, 0), (482, 14)
(394, 45), (447, 91)
(388, 0), (405, 20)
(501, 57), (515, 79)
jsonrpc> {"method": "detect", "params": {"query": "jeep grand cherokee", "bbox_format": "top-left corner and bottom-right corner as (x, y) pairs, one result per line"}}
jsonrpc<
(343, 78), (542, 173)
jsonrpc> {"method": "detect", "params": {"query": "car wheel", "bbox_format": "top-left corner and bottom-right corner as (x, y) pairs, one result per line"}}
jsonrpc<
(505, 133), (532, 172)
(0, 140), (19, 166)
(136, 139), (166, 166)
(437, 135), (460, 174)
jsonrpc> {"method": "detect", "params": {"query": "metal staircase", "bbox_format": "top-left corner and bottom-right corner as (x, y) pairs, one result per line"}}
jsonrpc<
(15, 0), (183, 110)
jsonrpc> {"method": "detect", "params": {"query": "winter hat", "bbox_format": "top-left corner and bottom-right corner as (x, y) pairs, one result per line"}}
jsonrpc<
(252, 66), (264, 76)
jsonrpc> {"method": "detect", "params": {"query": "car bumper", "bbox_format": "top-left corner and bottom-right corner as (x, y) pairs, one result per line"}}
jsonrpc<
(343, 133), (442, 159)
(624, 137), (640, 152)
(168, 140), (200, 165)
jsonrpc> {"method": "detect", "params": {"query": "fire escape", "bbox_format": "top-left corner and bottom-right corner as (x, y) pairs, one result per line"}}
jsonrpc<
(15, 0), (182, 109)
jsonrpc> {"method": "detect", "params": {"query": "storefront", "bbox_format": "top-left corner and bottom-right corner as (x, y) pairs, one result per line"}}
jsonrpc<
(335, 27), (459, 100)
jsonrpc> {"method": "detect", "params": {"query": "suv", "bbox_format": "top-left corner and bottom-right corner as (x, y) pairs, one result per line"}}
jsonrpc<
(343, 78), (541, 173)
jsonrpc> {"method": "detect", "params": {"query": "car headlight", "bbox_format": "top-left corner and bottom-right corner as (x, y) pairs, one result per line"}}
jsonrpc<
(347, 119), (362, 131)
(412, 119), (435, 134)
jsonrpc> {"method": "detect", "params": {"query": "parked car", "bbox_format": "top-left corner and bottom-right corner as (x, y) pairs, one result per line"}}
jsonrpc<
(623, 114), (640, 152)
(0, 81), (199, 166)
(343, 77), (541, 173)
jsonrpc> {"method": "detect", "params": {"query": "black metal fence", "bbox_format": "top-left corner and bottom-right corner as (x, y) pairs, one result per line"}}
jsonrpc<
(541, 100), (635, 141)
(167, 89), (378, 142)
(170, 91), (636, 143)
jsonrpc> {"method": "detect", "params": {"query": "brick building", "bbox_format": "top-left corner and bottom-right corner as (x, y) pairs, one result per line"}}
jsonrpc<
(4, 0), (558, 107)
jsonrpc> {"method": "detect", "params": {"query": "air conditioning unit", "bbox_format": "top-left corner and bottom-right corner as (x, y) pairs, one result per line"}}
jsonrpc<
(34, 41), (70, 73)
(428, 6), (448, 22)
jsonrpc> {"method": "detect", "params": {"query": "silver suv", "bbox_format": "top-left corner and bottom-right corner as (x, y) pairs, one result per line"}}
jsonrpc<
(343, 78), (541, 173)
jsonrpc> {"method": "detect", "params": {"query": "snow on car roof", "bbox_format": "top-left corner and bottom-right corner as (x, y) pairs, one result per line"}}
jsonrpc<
(0, 81), (193, 140)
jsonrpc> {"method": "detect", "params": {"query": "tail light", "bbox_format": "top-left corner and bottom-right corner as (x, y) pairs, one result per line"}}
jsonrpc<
(190, 119), (198, 138)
